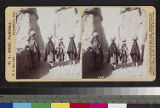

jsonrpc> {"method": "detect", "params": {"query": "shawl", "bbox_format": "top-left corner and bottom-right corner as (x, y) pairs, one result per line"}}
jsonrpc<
(67, 39), (77, 56)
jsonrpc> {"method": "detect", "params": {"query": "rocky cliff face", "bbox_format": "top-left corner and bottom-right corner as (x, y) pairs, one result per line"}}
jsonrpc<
(119, 8), (147, 63)
(81, 8), (108, 60)
(81, 8), (109, 72)
(82, 7), (147, 73)
(16, 8), (44, 74)
(16, 8), (44, 51)
(81, 8), (147, 63)
(53, 8), (81, 49)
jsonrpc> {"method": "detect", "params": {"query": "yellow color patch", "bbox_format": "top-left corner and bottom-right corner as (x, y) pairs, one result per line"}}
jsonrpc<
(51, 103), (70, 108)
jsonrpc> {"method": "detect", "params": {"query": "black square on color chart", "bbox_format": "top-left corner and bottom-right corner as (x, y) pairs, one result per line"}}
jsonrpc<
(0, 0), (160, 95)
(128, 104), (160, 108)
(128, 104), (146, 108)
(147, 104), (160, 108)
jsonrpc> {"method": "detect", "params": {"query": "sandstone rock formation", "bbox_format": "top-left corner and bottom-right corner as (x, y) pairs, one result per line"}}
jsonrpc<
(16, 8), (44, 74)
(82, 7), (147, 76)
(53, 7), (81, 52)
(81, 8), (108, 56)
(119, 8), (147, 63)
(16, 8), (44, 51)
(81, 8), (108, 72)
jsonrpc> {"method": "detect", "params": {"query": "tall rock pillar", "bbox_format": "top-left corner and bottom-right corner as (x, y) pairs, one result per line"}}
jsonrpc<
(16, 8), (44, 51)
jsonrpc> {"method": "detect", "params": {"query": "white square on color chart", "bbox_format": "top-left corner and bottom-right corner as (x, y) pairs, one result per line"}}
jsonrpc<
(108, 104), (127, 108)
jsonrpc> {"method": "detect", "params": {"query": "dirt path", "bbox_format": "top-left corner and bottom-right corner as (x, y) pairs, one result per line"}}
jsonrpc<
(83, 62), (147, 79)
(17, 60), (147, 80)
(17, 60), (82, 79)
(41, 62), (82, 79)
(16, 61), (50, 79)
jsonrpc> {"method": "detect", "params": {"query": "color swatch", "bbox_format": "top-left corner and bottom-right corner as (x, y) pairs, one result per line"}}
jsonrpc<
(13, 103), (32, 108)
(70, 103), (89, 108)
(108, 104), (127, 108)
(0, 103), (13, 108)
(51, 103), (70, 108)
(127, 104), (146, 108)
(0, 103), (159, 108)
(89, 103), (108, 108)
(32, 103), (50, 108)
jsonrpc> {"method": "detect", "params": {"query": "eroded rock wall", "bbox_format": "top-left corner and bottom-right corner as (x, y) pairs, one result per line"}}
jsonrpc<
(81, 8), (108, 59)
(119, 8), (147, 63)
(53, 8), (81, 50)
(16, 8), (44, 51)
(16, 8), (44, 74)
(81, 8), (109, 72)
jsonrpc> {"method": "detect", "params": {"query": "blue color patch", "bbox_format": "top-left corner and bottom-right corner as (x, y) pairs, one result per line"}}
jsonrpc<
(0, 103), (13, 108)
(13, 103), (32, 108)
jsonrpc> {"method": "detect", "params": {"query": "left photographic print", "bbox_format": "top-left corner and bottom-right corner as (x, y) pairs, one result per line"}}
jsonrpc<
(5, 7), (82, 81)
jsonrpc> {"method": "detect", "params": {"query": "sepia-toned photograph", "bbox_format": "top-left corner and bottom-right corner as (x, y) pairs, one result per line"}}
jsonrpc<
(16, 7), (82, 79)
(82, 7), (149, 79)
(5, 6), (156, 81)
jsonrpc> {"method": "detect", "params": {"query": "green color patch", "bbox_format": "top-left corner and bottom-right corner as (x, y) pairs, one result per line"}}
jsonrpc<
(32, 103), (51, 108)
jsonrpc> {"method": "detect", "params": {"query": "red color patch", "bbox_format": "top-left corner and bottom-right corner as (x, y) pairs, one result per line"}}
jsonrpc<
(70, 103), (89, 108)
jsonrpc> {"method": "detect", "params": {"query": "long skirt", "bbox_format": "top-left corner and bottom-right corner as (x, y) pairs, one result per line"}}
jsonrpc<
(47, 52), (55, 63)
(131, 53), (138, 63)
(110, 53), (118, 65)
(121, 55), (127, 64)
(69, 53), (76, 60)
(58, 54), (64, 62)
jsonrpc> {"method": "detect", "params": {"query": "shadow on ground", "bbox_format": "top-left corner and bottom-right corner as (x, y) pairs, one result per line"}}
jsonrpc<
(16, 59), (80, 79)
(82, 50), (141, 79)
(82, 50), (113, 79)
(16, 61), (50, 79)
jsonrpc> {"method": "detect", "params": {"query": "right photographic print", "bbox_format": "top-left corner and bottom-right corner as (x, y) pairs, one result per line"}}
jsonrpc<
(81, 7), (156, 81)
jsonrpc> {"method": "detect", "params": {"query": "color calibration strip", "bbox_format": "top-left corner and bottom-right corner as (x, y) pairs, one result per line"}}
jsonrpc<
(0, 103), (160, 108)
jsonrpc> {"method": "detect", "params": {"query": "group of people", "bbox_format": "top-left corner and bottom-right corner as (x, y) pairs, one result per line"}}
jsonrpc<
(17, 30), (81, 74)
(44, 33), (81, 67)
(18, 30), (141, 73)
(108, 34), (140, 69)
(89, 32), (141, 70)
